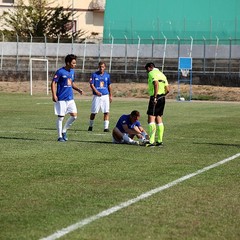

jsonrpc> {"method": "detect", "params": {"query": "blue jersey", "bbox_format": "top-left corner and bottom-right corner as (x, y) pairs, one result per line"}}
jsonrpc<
(52, 67), (75, 101)
(116, 114), (141, 133)
(90, 71), (111, 95)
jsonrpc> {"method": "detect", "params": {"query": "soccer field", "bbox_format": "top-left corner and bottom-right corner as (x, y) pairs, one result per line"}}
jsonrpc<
(0, 93), (239, 240)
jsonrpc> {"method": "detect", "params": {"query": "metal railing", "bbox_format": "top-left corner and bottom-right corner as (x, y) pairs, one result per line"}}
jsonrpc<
(0, 34), (240, 78)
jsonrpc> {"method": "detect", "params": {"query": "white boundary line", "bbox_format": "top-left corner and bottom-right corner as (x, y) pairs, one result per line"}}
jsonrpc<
(40, 153), (240, 240)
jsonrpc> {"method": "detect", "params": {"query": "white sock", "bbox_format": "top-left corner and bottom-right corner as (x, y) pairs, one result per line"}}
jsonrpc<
(57, 117), (64, 138)
(104, 120), (109, 129)
(123, 133), (134, 143)
(62, 116), (77, 133)
(89, 120), (94, 127)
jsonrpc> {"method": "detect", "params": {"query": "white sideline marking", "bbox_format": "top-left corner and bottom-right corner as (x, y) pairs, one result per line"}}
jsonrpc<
(36, 103), (52, 105)
(40, 153), (240, 240)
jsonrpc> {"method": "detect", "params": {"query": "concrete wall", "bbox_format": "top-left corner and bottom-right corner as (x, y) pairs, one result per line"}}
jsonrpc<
(1, 41), (240, 59)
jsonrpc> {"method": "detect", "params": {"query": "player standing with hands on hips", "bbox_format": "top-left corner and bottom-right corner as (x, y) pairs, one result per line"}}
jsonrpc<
(51, 54), (83, 142)
(88, 61), (112, 132)
(145, 62), (170, 147)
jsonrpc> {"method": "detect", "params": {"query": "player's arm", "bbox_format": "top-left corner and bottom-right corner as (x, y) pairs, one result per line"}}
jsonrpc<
(90, 83), (102, 96)
(72, 82), (83, 95)
(138, 126), (146, 133)
(108, 84), (113, 103)
(153, 79), (159, 103)
(165, 84), (170, 95)
(122, 124), (139, 135)
(51, 81), (58, 102)
(133, 125), (143, 134)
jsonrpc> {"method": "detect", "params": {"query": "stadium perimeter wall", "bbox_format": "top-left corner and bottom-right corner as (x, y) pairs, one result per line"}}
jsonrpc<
(1, 42), (240, 58)
(0, 42), (240, 87)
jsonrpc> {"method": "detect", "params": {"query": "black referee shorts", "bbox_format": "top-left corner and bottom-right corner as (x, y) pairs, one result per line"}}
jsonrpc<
(147, 95), (166, 116)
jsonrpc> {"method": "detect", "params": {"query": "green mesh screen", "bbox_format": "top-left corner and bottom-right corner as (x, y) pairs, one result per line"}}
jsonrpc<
(103, 0), (240, 43)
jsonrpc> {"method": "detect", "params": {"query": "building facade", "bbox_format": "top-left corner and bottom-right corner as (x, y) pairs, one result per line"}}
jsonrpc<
(0, 0), (105, 39)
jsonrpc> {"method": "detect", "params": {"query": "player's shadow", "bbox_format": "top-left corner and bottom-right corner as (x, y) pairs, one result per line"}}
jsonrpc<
(36, 128), (89, 132)
(71, 139), (112, 144)
(35, 127), (55, 131)
(0, 136), (36, 141)
(0, 136), (112, 144)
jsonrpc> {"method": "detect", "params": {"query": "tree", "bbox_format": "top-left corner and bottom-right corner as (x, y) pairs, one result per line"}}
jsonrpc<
(0, 0), (87, 41)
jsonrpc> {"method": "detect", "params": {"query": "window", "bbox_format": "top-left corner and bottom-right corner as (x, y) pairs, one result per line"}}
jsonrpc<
(2, 0), (14, 3)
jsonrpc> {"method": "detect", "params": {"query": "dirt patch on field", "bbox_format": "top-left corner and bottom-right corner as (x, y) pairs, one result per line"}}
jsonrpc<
(0, 81), (240, 102)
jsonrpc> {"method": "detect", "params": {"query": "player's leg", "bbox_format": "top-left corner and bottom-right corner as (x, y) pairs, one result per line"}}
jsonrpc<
(57, 116), (65, 141)
(122, 133), (139, 145)
(135, 129), (149, 145)
(146, 98), (156, 146)
(156, 116), (164, 146)
(112, 128), (138, 145)
(148, 115), (156, 145)
(112, 127), (124, 143)
(155, 100), (165, 146)
(101, 95), (110, 132)
(54, 101), (67, 142)
(62, 100), (77, 141)
(88, 95), (100, 131)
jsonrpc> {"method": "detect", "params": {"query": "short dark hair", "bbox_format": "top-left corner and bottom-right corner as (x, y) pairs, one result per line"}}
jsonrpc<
(130, 110), (140, 117)
(99, 61), (106, 67)
(65, 54), (77, 64)
(145, 62), (155, 70)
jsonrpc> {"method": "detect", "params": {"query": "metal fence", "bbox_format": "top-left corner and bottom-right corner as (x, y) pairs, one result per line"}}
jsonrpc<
(0, 35), (240, 77)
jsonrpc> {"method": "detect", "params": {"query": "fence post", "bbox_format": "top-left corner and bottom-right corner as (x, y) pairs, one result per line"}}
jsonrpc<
(71, 35), (74, 54)
(29, 33), (32, 60)
(213, 36), (219, 75)
(56, 35), (60, 69)
(203, 36), (206, 74)
(228, 37), (232, 77)
(44, 34), (47, 59)
(1, 33), (4, 70)
(162, 33), (167, 72)
(16, 34), (19, 71)
(177, 36), (180, 60)
(98, 39), (101, 62)
(109, 35), (114, 73)
(28, 33), (33, 72)
(135, 36), (141, 74)
(189, 36), (193, 57)
(124, 35), (128, 73)
(82, 38), (87, 73)
(151, 36), (154, 59)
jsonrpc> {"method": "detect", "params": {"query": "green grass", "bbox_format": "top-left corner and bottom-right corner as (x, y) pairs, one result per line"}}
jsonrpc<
(0, 93), (239, 240)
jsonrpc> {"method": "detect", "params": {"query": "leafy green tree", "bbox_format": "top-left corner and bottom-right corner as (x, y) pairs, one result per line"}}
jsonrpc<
(0, 0), (86, 41)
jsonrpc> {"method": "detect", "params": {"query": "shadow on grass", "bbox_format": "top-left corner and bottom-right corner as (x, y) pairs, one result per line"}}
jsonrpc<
(0, 136), (36, 141)
(0, 136), (112, 144)
(71, 139), (112, 144)
(36, 128), (90, 132)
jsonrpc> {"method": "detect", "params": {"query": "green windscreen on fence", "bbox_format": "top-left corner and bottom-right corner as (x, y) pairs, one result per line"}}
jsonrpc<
(103, 0), (240, 43)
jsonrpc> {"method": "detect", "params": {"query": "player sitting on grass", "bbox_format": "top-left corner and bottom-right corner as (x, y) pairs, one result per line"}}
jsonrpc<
(112, 110), (149, 145)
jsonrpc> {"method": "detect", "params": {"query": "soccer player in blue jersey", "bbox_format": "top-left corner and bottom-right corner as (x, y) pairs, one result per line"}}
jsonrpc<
(112, 110), (149, 145)
(88, 61), (112, 132)
(51, 54), (83, 142)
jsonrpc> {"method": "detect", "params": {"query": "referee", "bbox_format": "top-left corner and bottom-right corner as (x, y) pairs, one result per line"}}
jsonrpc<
(145, 62), (170, 147)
